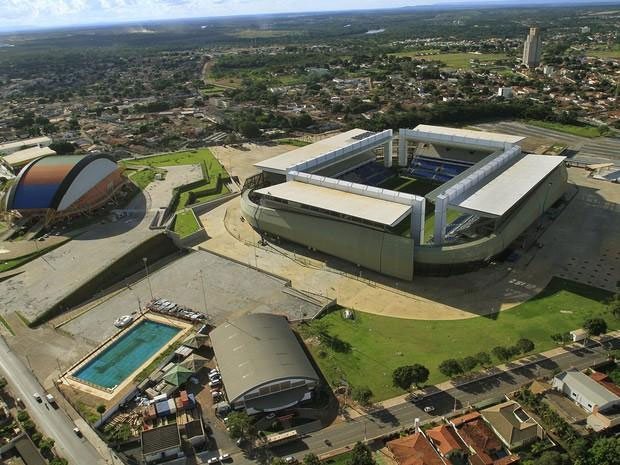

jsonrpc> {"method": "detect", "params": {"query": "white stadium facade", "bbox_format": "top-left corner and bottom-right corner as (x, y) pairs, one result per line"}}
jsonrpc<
(241, 125), (568, 280)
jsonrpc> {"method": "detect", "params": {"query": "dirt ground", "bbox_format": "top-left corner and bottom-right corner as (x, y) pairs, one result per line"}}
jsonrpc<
(209, 143), (296, 183)
(197, 167), (619, 320)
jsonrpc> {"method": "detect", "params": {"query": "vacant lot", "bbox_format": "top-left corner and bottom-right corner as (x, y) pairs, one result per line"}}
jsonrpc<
(526, 120), (610, 138)
(391, 52), (509, 69)
(303, 278), (616, 401)
(585, 45), (620, 59)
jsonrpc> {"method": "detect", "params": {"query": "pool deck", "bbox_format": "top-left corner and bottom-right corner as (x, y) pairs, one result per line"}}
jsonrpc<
(60, 313), (192, 401)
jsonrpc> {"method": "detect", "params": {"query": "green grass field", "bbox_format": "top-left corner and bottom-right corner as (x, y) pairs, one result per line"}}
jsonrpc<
(390, 52), (509, 69)
(125, 149), (230, 210)
(585, 45), (620, 59)
(276, 138), (312, 147)
(379, 175), (438, 197)
(302, 278), (616, 401)
(526, 120), (611, 138)
(128, 168), (157, 190)
(124, 148), (223, 168)
(173, 210), (201, 237)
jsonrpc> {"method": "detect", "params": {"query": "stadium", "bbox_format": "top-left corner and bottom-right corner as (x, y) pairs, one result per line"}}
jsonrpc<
(3, 153), (127, 225)
(241, 125), (568, 279)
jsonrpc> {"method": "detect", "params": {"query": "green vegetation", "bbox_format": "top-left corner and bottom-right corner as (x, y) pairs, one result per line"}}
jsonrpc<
(134, 339), (183, 383)
(124, 148), (221, 168)
(323, 452), (353, 465)
(585, 45), (620, 59)
(276, 138), (312, 147)
(173, 210), (201, 237)
(527, 120), (611, 138)
(0, 315), (15, 336)
(379, 176), (438, 197)
(76, 401), (99, 424)
(390, 52), (509, 69)
(128, 168), (159, 190)
(302, 278), (615, 400)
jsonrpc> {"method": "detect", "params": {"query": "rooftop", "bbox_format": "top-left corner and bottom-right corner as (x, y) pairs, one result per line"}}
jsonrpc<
(451, 155), (565, 218)
(209, 313), (319, 403)
(556, 370), (620, 408)
(255, 180), (412, 227)
(412, 124), (525, 146)
(141, 424), (181, 455)
(2, 146), (56, 167)
(426, 424), (466, 457)
(0, 136), (51, 154)
(255, 129), (375, 175)
(481, 400), (538, 447)
(590, 372), (620, 399)
(387, 432), (445, 465)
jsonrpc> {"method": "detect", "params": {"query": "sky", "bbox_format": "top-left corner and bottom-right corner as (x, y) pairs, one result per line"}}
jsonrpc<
(0, 0), (517, 31)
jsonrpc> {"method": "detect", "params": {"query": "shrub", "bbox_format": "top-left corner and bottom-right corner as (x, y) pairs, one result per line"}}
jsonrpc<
(460, 356), (478, 372)
(475, 352), (491, 366)
(439, 359), (463, 378)
(492, 346), (512, 362)
(516, 338), (535, 354)
(352, 385), (373, 406)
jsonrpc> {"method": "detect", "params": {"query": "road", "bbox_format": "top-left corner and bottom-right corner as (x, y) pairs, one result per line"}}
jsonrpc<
(242, 335), (620, 462)
(0, 336), (106, 465)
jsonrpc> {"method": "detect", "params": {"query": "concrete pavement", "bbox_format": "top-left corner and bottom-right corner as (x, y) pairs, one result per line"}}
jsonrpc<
(0, 336), (107, 465)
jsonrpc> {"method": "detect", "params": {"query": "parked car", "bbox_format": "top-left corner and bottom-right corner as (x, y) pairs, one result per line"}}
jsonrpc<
(209, 380), (222, 388)
(424, 406), (435, 413)
(208, 457), (219, 464)
(73, 427), (82, 437)
(219, 453), (231, 461)
(284, 457), (297, 464)
(33, 393), (42, 402)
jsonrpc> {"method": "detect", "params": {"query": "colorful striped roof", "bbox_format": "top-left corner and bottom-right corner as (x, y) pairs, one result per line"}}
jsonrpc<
(7, 154), (116, 210)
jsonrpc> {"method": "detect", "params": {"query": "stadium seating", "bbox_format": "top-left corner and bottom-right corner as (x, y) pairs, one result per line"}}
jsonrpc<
(407, 156), (473, 182)
(338, 163), (395, 186)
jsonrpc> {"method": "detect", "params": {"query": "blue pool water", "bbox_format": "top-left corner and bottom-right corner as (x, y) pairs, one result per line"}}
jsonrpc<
(74, 320), (180, 389)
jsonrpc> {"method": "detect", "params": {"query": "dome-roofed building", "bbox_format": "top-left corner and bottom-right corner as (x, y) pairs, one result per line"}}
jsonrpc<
(3, 154), (126, 224)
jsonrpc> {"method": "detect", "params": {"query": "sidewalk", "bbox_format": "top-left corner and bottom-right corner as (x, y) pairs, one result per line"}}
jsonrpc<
(74, 417), (125, 465)
(370, 330), (620, 411)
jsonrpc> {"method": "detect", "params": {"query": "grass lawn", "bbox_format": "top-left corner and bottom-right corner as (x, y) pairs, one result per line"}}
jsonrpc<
(277, 138), (312, 147)
(124, 148), (224, 168)
(302, 278), (616, 401)
(526, 120), (610, 138)
(379, 176), (439, 197)
(128, 168), (158, 190)
(390, 52), (508, 69)
(173, 210), (201, 237)
(585, 45), (620, 59)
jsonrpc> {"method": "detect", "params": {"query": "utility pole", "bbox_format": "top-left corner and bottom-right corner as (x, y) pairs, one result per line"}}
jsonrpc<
(143, 257), (153, 300)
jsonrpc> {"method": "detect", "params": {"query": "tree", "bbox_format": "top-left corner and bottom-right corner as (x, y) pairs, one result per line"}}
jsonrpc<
(609, 294), (620, 319)
(392, 364), (429, 390)
(492, 346), (512, 362)
(525, 450), (570, 465)
(50, 459), (68, 465)
(584, 318), (607, 337)
(474, 352), (491, 366)
(439, 359), (462, 378)
(96, 404), (106, 421)
(516, 338), (535, 354)
(349, 442), (375, 465)
(587, 437), (620, 465)
(351, 386), (373, 406)
(49, 140), (75, 155)
(0, 377), (7, 390)
(239, 121), (261, 139)
(303, 453), (321, 465)
(226, 412), (254, 440)
(460, 356), (478, 372)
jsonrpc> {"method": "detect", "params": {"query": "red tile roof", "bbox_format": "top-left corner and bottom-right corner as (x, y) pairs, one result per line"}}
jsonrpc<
(427, 425), (466, 457)
(387, 432), (445, 465)
(590, 371), (620, 397)
(454, 416), (503, 465)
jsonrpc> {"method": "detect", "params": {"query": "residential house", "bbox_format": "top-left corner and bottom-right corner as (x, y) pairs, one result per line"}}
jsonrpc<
(552, 370), (620, 413)
(387, 432), (445, 465)
(426, 424), (468, 464)
(481, 401), (543, 449)
(141, 424), (183, 464)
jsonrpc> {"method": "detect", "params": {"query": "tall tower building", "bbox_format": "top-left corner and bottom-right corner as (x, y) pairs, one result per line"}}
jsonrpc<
(522, 27), (542, 68)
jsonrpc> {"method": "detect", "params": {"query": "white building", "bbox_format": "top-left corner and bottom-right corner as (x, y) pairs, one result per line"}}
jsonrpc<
(581, 26), (591, 34)
(0, 136), (52, 155)
(497, 87), (513, 98)
(553, 370), (620, 413)
(522, 27), (542, 68)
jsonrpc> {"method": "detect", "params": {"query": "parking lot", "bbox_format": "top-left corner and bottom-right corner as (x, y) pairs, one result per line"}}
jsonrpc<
(61, 249), (325, 345)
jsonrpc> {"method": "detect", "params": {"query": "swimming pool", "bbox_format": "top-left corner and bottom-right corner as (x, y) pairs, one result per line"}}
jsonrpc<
(74, 320), (180, 389)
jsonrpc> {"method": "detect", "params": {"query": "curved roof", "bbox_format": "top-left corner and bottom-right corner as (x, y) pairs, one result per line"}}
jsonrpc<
(209, 313), (319, 403)
(6, 154), (118, 211)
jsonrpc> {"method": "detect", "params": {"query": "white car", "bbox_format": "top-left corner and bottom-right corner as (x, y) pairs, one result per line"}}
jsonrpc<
(209, 380), (222, 388)
(208, 458), (219, 464)
(219, 453), (231, 461)
(33, 393), (42, 402)
(114, 315), (134, 328)
(424, 406), (435, 413)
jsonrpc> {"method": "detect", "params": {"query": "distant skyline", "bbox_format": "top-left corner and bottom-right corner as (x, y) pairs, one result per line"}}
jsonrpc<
(0, 0), (612, 32)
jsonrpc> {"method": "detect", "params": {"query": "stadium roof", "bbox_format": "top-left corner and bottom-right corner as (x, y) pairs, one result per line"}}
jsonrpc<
(209, 313), (319, 404)
(2, 146), (56, 168)
(255, 129), (377, 175)
(255, 180), (412, 226)
(450, 155), (565, 218)
(413, 125), (525, 146)
(6, 154), (118, 211)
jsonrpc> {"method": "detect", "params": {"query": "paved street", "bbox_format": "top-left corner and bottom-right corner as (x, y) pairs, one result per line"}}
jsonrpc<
(239, 335), (620, 462)
(0, 336), (106, 465)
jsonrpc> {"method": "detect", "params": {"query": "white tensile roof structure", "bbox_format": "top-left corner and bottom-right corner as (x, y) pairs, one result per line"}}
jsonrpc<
(255, 180), (412, 227)
(450, 155), (565, 218)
